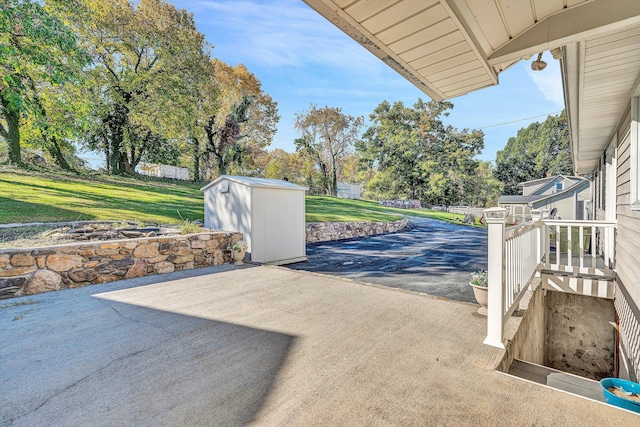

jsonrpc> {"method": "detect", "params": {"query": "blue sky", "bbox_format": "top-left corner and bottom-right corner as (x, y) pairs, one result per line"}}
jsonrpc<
(171, 0), (564, 163)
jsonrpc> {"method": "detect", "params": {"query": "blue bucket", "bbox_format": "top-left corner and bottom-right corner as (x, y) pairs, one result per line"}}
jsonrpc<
(600, 378), (640, 414)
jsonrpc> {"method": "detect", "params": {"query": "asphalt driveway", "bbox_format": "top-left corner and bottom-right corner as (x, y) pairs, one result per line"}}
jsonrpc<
(289, 217), (487, 303)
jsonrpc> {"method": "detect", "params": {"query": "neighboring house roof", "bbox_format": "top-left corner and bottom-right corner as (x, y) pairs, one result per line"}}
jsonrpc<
(529, 175), (585, 196)
(499, 177), (590, 206)
(201, 175), (308, 192)
(518, 175), (576, 188)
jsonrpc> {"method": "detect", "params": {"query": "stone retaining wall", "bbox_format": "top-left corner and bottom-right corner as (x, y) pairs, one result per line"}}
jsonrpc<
(306, 219), (409, 243)
(0, 231), (241, 299)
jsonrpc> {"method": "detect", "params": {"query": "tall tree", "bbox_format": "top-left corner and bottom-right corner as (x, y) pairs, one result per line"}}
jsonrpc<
(0, 0), (88, 164)
(294, 105), (363, 196)
(189, 60), (279, 180)
(494, 111), (572, 195)
(357, 99), (484, 205)
(64, 0), (208, 175)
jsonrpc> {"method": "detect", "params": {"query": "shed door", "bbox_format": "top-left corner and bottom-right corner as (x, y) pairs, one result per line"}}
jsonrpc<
(252, 188), (305, 263)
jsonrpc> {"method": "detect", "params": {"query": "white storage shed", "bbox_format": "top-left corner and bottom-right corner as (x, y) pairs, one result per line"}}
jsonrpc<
(201, 176), (308, 265)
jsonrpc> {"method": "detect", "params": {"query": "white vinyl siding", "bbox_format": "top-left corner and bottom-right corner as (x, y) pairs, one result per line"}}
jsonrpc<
(616, 107), (640, 308)
(631, 91), (640, 210)
(615, 105), (640, 381)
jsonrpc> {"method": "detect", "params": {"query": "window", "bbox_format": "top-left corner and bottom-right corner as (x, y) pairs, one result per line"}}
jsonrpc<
(555, 181), (564, 191)
(632, 91), (640, 210)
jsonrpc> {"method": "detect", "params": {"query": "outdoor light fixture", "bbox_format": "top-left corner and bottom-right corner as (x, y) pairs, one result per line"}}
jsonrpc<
(531, 52), (547, 71)
(551, 47), (564, 60)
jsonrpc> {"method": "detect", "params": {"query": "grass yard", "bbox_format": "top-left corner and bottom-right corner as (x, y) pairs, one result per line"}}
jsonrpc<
(0, 169), (204, 224)
(0, 169), (481, 227)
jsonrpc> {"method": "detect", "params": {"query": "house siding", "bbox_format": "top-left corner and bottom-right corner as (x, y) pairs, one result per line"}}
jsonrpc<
(616, 107), (640, 305)
(615, 105), (640, 381)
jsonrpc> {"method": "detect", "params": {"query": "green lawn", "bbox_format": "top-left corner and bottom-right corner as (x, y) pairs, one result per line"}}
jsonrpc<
(0, 169), (480, 226)
(0, 169), (204, 224)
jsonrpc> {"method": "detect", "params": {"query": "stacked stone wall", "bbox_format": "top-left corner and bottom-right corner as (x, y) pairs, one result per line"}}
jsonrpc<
(306, 219), (409, 243)
(0, 231), (241, 299)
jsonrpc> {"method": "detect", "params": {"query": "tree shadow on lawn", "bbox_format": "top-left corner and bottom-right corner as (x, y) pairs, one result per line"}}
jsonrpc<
(0, 198), (97, 224)
(0, 180), (202, 222)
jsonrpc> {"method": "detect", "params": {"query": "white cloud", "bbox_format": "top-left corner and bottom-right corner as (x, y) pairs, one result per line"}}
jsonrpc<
(189, 0), (382, 72)
(525, 56), (564, 108)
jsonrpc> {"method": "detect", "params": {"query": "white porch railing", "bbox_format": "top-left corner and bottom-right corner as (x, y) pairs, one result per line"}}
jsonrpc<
(483, 208), (544, 348)
(542, 219), (616, 274)
(482, 208), (616, 348)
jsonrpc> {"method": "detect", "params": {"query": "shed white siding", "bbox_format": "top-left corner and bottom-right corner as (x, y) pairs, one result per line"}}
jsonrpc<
(202, 176), (307, 265)
(204, 180), (252, 246)
(252, 188), (306, 264)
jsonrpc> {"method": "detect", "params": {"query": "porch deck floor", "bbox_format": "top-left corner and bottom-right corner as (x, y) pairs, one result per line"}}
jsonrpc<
(1, 265), (637, 425)
(546, 252), (608, 270)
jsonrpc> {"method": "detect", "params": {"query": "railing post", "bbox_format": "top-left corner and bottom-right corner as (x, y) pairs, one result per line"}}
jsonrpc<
(531, 209), (542, 263)
(483, 207), (507, 349)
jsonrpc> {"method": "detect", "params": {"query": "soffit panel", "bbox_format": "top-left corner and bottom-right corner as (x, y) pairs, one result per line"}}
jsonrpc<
(465, 0), (510, 49)
(532, 0), (565, 20)
(498, 0), (536, 38)
(399, 32), (466, 63)
(432, 66), (488, 87)
(376, 5), (449, 44)
(387, 19), (459, 54)
(359, 0), (437, 35)
(408, 41), (470, 70)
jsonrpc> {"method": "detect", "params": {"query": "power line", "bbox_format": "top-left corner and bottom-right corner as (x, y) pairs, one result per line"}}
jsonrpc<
(478, 111), (563, 129)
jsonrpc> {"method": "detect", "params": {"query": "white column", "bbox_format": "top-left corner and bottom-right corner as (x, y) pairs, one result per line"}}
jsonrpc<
(483, 207), (507, 349)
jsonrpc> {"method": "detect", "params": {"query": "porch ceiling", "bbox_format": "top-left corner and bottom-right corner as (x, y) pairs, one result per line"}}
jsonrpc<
(303, 0), (592, 101)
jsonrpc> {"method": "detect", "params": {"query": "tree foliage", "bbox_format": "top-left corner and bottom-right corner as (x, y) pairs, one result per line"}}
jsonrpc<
(294, 105), (363, 195)
(0, 0), (88, 165)
(59, 0), (209, 175)
(191, 60), (279, 179)
(357, 99), (486, 205)
(494, 111), (572, 195)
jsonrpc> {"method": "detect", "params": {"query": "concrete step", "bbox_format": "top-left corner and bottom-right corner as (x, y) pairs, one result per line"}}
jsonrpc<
(508, 359), (606, 402)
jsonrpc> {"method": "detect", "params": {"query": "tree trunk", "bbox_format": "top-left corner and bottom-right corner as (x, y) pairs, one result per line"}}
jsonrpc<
(47, 137), (72, 171)
(217, 151), (227, 176)
(1, 97), (21, 164)
(104, 132), (110, 174)
(191, 137), (200, 181)
(107, 103), (128, 175)
(331, 156), (338, 197)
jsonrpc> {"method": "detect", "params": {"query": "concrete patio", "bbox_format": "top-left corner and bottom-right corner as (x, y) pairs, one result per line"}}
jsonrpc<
(1, 265), (637, 426)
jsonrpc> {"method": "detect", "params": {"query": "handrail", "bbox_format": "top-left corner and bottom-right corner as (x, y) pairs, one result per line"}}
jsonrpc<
(505, 219), (541, 239)
(543, 219), (617, 226)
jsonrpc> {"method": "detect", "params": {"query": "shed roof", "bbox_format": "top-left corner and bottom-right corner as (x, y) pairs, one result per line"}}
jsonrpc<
(200, 175), (308, 192)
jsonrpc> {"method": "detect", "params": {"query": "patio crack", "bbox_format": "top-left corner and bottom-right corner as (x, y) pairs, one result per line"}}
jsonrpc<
(11, 347), (148, 424)
(9, 301), (182, 424)
(99, 299), (173, 334)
